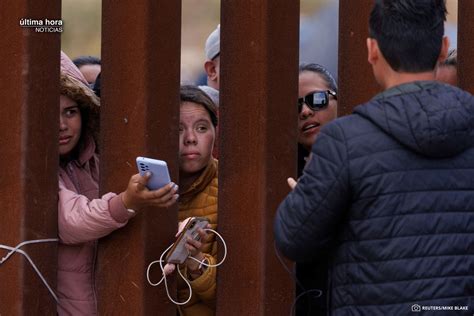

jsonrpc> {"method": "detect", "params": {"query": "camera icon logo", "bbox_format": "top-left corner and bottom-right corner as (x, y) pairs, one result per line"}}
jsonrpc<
(411, 304), (421, 312)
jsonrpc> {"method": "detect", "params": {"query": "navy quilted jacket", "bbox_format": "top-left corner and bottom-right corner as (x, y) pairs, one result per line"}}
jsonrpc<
(274, 81), (474, 315)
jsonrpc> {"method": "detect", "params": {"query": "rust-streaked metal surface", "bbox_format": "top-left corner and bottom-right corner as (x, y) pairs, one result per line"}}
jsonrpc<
(0, 1), (60, 315)
(458, 0), (474, 94)
(338, 0), (379, 116)
(97, 1), (181, 314)
(216, 0), (299, 314)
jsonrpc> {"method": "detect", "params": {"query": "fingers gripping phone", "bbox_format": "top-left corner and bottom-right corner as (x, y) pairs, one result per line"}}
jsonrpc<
(166, 217), (210, 265)
(136, 157), (171, 190)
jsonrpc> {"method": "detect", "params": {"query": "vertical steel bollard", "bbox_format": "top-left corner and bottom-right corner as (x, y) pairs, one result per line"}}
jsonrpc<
(0, 1), (60, 315)
(216, 0), (299, 314)
(97, 1), (181, 314)
(338, 0), (379, 116)
(458, 0), (474, 94)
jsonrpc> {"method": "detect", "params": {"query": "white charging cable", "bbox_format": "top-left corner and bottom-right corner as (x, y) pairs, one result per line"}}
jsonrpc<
(146, 228), (227, 305)
(0, 239), (59, 302)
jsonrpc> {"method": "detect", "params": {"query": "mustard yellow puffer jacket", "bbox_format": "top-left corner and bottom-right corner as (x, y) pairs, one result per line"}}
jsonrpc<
(178, 159), (218, 316)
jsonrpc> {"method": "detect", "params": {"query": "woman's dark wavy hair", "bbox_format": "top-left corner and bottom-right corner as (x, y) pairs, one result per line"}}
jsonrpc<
(60, 74), (100, 153)
(369, 0), (447, 72)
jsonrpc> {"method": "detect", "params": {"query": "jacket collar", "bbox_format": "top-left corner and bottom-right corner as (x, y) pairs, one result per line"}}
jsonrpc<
(61, 135), (96, 167)
(356, 81), (474, 158)
(77, 135), (96, 166)
(179, 158), (218, 205)
(372, 80), (439, 101)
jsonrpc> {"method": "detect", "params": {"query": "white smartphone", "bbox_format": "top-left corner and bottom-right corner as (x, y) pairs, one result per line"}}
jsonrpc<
(166, 217), (210, 264)
(136, 157), (171, 190)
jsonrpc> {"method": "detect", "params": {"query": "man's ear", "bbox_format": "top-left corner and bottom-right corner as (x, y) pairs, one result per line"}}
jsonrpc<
(367, 38), (379, 66)
(204, 60), (218, 81)
(437, 36), (450, 64)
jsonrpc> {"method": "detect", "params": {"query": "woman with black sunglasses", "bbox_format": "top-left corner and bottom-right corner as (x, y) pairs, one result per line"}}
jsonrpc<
(297, 63), (338, 155)
(294, 63), (338, 316)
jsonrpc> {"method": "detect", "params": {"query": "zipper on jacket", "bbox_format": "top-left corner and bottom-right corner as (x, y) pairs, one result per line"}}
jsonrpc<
(66, 163), (83, 193)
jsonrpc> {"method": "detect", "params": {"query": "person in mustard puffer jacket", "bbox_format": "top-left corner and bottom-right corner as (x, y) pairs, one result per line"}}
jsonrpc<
(174, 85), (219, 316)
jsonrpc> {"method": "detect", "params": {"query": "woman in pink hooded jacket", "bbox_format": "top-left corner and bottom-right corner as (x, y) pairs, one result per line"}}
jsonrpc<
(57, 52), (178, 315)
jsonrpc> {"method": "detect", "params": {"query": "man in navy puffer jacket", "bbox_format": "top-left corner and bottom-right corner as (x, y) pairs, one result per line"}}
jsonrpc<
(274, 0), (474, 315)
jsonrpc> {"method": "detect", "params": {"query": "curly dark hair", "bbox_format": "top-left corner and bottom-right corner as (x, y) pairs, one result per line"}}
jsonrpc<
(60, 74), (100, 150)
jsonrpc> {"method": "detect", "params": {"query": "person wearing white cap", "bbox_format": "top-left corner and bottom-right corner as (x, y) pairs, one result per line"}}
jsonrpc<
(204, 25), (220, 91)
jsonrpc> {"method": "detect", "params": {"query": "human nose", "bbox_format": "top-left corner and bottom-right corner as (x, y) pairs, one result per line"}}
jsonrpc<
(299, 103), (314, 119)
(59, 114), (67, 131)
(183, 129), (197, 145)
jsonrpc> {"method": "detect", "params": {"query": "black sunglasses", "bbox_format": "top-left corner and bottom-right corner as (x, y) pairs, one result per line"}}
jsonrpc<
(298, 90), (337, 113)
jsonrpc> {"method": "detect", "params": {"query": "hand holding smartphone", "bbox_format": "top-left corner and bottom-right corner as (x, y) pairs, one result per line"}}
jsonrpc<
(166, 217), (209, 264)
(136, 157), (171, 190)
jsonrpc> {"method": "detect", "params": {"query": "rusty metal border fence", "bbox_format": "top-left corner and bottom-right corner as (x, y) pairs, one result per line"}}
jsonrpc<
(2, 0), (473, 315)
(458, 0), (474, 94)
(0, 1), (60, 315)
(96, 0), (181, 314)
(338, 0), (379, 116)
(216, 0), (299, 314)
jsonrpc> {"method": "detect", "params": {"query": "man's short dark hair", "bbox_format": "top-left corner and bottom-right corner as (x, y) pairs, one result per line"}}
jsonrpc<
(369, 0), (447, 72)
(180, 85), (218, 127)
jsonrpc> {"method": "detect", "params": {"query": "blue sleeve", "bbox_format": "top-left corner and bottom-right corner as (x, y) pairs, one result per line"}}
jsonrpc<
(274, 121), (350, 262)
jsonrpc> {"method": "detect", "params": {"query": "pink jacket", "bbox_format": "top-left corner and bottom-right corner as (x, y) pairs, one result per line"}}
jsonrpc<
(57, 138), (135, 315)
(57, 51), (135, 315)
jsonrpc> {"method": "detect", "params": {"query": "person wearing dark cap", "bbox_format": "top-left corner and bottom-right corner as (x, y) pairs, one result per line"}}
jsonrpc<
(275, 0), (474, 314)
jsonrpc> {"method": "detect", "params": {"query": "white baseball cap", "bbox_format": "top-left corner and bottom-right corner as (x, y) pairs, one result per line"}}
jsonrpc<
(205, 24), (220, 60)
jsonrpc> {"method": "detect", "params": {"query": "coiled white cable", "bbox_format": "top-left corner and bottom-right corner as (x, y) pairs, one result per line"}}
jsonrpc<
(146, 228), (227, 305)
(0, 239), (59, 302)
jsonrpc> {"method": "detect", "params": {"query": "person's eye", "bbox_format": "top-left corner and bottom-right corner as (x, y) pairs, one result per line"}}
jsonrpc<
(179, 126), (184, 132)
(196, 125), (208, 133)
(65, 108), (78, 118)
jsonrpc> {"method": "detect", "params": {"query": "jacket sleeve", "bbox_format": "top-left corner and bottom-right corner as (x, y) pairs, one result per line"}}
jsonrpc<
(186, 253), (217, 306)
(58, 178), (136, 244)
(274, 121), (350, 262)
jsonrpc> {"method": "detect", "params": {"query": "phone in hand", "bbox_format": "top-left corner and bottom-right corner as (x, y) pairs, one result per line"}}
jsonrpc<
(166, 217), (210, 264)
(136, 157), (171, 190)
